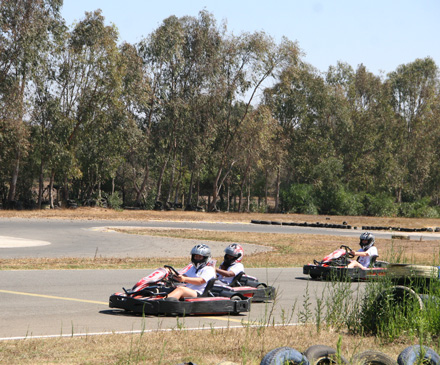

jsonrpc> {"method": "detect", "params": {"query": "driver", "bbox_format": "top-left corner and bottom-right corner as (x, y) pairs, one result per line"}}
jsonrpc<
(347, 232), (378, 269)
(166, 244), (215, 300)
(216, 243), (244, 285)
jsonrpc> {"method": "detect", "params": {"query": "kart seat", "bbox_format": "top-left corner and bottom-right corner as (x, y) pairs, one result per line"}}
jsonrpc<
(199, 278), (217, 297)
(229, 272), (244, 287)
(369, 255), (379, 268)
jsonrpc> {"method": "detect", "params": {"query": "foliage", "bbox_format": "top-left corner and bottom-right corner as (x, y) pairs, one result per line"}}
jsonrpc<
(1, 5), (440, 219)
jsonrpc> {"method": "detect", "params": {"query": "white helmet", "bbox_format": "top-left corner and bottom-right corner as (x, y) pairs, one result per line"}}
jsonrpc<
(224, 243), (244, 264)
(190, 244), (211, 270)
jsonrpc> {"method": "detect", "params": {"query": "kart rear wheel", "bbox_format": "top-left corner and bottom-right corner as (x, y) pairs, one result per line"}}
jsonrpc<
(230, 295), (243, 315)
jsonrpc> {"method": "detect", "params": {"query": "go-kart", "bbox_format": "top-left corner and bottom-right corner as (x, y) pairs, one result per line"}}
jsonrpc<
(212, 272), (276, 302)
(303, 245), (388, 281)
(109, 265), (250, 316)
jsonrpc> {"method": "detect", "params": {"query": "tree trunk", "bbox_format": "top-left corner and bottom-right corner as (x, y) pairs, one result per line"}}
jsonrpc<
(186, 170), (194, 209)
(7, 149), (20, 204)
(38, 161), (44, 209)
(274, 166), (281, 213)
(135, 162), (150, 206)
(49, 169), (55, 209)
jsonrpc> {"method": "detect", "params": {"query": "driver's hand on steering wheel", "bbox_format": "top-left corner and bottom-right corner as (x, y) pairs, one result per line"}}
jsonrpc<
(174, 274), (185, 283)
(349, 249), (356, 256)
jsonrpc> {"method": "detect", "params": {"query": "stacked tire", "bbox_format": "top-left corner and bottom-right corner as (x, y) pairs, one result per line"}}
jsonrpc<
(260, 345), (440, 365)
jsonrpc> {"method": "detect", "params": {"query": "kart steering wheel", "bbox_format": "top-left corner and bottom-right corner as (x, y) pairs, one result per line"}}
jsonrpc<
(340, 245), (355, 258)
(164, 265), (181, 277)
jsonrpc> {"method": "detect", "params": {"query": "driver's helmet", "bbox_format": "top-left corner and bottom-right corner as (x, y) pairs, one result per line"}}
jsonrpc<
(190, 244), (211, 270)
(223, 243), (244, 266)
(359, 232), (375, 250)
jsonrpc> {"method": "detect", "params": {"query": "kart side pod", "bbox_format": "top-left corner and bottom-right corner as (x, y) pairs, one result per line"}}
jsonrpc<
(109, 294), (250, 316)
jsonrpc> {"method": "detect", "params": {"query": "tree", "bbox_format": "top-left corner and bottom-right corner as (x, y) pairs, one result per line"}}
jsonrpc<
(0, 0), (64, 206)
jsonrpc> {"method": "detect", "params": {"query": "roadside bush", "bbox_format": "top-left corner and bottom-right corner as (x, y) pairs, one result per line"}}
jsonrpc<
(362, 193), (398, 217)
(280, 184), (318, 214)
(399, 197), (440, 218)
(107, 192), (123, 210)
(315, 185), (363, 216)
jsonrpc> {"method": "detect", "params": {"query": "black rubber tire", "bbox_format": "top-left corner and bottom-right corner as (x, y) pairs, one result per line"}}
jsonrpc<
(260, 346), (309, 365)
(375, 285), (424, 310)
(397, 345), (440, 364)
(304, 345), (349, 364)
(352, 350), (397, 364)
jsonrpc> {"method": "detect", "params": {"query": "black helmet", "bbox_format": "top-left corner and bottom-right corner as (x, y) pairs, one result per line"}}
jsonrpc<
(224, 243), (244, 265)
(359, 232), (375, 250)
(190, 244), (211, 269)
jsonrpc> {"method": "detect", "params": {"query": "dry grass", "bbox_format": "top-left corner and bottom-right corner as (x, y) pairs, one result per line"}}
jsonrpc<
(2, 206), (440, 229)
(0, 325), (412, 364)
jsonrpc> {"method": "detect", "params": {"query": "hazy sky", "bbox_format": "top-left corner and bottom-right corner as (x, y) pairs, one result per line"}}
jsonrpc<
(61, 0), (439, 77)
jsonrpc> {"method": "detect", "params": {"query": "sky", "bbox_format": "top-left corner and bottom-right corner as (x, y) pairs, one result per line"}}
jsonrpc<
(61, 0), (440, 77)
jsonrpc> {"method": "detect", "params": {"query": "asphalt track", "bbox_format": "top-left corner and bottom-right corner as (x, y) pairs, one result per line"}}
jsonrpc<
(1, 218), (440, 340)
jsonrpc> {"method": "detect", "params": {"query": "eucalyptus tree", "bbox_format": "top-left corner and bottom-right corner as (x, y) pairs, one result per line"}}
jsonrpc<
(137, 11), (225, 208)
(337, 64), (389, 192)
(387, 57), (439, 201)
(29, 10), (126, 206)
(264, 60), (332, 187)
(0, 0), (64, 206)
(118, 42), (152, 206)
(206, 34), (300, 211)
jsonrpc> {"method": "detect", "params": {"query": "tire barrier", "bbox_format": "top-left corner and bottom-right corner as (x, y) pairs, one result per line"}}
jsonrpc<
(250, 219), (440, 233)
(387, 264), (440, 279)
(260, 347), (309, 365)
(250, 220), (352, 229)
(397, 345), (440, 365)
(303, 345), (348, 364)
(352, 350), (397, 364)
(257, 345), (440, 365)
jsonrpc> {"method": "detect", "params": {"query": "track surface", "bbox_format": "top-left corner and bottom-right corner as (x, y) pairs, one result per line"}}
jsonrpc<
(1, 218), (438, 340)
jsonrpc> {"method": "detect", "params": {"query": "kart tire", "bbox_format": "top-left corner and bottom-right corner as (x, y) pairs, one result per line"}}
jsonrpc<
(230, 295), (243, 315)
(230, 295), (242, 301)
(260, 346), (309, 365)
(352, 350), (397, 364)
(397, 345), (440, 364)
(304, 345), (348, 364)
(387, 264), (439, 278)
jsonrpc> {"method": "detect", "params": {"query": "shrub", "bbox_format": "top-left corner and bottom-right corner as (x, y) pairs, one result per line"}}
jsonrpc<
(280, 184), (317, 214)
(399, 197), (440, 218)
(107, 192), (123, 210)
(362, 193), (398, 217)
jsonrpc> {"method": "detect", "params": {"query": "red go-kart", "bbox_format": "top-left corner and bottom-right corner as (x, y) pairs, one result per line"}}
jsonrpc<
(109, 265), (250, 316)
(303, 245), (388, 281)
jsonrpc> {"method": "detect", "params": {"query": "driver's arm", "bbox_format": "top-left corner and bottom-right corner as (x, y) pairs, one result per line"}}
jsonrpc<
(351, 250), (369, 257)
(175, 275), (205, 285)
(216, 267), (235, 277)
